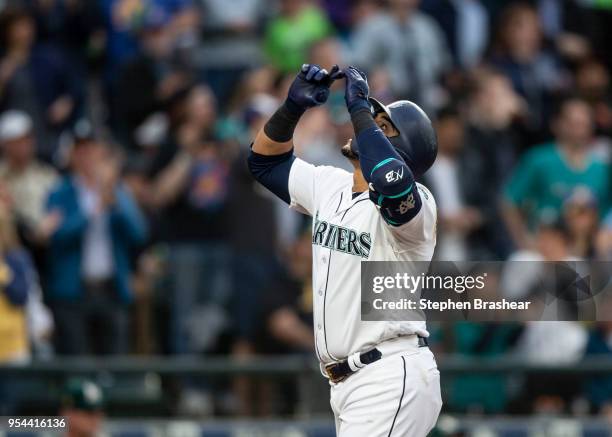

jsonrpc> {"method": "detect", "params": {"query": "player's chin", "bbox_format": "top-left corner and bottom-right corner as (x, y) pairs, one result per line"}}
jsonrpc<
(341, 143), (359, 161)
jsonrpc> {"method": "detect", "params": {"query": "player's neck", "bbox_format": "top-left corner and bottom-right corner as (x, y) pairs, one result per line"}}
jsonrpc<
(352, 168), (368, 193)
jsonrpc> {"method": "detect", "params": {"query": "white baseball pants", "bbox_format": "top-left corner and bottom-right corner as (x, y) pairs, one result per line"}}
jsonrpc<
(329, 343), (442, 437)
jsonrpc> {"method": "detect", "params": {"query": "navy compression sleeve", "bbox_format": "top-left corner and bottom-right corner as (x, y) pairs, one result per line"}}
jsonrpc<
(247, 147), (296, 204)
(351, 109), (422, 225)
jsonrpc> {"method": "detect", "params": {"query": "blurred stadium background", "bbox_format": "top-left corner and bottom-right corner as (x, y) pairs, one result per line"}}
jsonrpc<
(0, 0), (611, 435)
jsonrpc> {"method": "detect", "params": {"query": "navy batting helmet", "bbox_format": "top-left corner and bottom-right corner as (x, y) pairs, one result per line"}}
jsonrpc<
(365, 97), (438, 177)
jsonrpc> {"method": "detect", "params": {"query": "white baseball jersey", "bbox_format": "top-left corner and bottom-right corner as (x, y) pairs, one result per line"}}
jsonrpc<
(288, 158), (437, 365)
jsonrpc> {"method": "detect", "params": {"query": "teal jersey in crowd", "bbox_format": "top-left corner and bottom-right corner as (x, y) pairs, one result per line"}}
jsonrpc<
(504, 143), (611, 227)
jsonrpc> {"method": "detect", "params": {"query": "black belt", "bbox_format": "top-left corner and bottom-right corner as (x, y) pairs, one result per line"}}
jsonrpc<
(325, 336), (428, 383)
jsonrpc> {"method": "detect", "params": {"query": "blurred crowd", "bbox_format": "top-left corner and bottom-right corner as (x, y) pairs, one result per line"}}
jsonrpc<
(0, 0), (611, 419)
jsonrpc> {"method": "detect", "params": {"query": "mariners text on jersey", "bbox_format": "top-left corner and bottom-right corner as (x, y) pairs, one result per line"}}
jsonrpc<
(313, 212), (372, 258)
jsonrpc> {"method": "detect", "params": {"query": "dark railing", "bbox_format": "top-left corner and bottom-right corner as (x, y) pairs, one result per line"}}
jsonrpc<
(2, 355), (610, 418)
(1, 355), (611, 375)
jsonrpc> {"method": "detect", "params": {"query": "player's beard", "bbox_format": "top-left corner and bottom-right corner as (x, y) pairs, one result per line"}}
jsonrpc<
(341, 139), (359, 161)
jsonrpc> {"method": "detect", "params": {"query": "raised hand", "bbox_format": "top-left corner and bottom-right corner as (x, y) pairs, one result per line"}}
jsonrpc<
(287, 64), (344, 112)
(342, 66), (371, 114)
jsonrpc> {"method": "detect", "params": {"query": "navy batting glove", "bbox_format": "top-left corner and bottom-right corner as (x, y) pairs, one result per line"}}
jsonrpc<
(342, 66), (371, 115)
(286, 64), (341, 113)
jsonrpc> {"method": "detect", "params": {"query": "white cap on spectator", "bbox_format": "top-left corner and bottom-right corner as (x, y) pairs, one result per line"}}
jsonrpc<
(0, 110), (33, 142)
(135, 112), (169, 148)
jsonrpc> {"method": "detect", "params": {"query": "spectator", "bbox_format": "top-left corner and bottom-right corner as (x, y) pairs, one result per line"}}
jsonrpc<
(31, 0), (104, 72)
(503, 97), (611, 251)
(595, 210), (612, 260)
(0, 176), (54, 362)
(0, 193), (51, 415)
(421, 0), (489, 69)
(306, 99), (354, 171)
(350, 0), (381, 29)
(44, 121), (147, 355)
(556, 0), (612, 70)
(515, 321), (587, 414)
(264, 0), (333, 73)
(322, 0), (357, 33)
(227, 93), (281, 361)
(114, 12), (192, 149)
(535, 0), (591, 63)
(0, 196), (35, 363)
(562, 187), (600, 259)
(366, 67), (395, 105)
(254, 229), (313, 355)
(150, 85), (233, 354)
(235, 229), (314, 416)
(24, 272), (54, 360)
(59, 379), (105, 437)
(197, 0), (267, 105)
(99, 0), (198, 80)
(224, 66), (278, 120)
(500, 219), (588, 414)
(307, 37), (347, 71)
(220, 76), (307, 253)
(427, 107), (481, 261)
(350, 0), (451, 112)
(575, 59), (612, 137)
(0, 110), (58, 257)
(489, 2), (568, 141)
(294, 105), (343, 168)
(460, 68), (523, 258)
(0, 7), (83, 160)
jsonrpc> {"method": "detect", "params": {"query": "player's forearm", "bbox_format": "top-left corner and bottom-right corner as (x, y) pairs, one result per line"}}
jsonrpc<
(249, 100), (304, 204)
(351, 109), (413, 197)
(252, 129), (293, 156)
(350, 108), (422, 225)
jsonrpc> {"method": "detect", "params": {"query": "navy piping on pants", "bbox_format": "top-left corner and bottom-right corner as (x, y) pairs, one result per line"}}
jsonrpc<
(387, 356), (407, 437)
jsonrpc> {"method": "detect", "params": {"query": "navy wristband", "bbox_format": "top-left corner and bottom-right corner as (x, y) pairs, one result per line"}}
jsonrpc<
(350, 108), (377, 136)
(348, 98), (372, 117)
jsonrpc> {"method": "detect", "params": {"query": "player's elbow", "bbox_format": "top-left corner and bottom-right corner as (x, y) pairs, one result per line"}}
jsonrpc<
(369, 162), (423, 226)
(376, 187), (423, 226)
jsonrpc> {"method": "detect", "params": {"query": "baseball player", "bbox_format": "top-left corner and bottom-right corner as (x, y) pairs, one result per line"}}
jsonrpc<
(248, 64), (442, 436)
